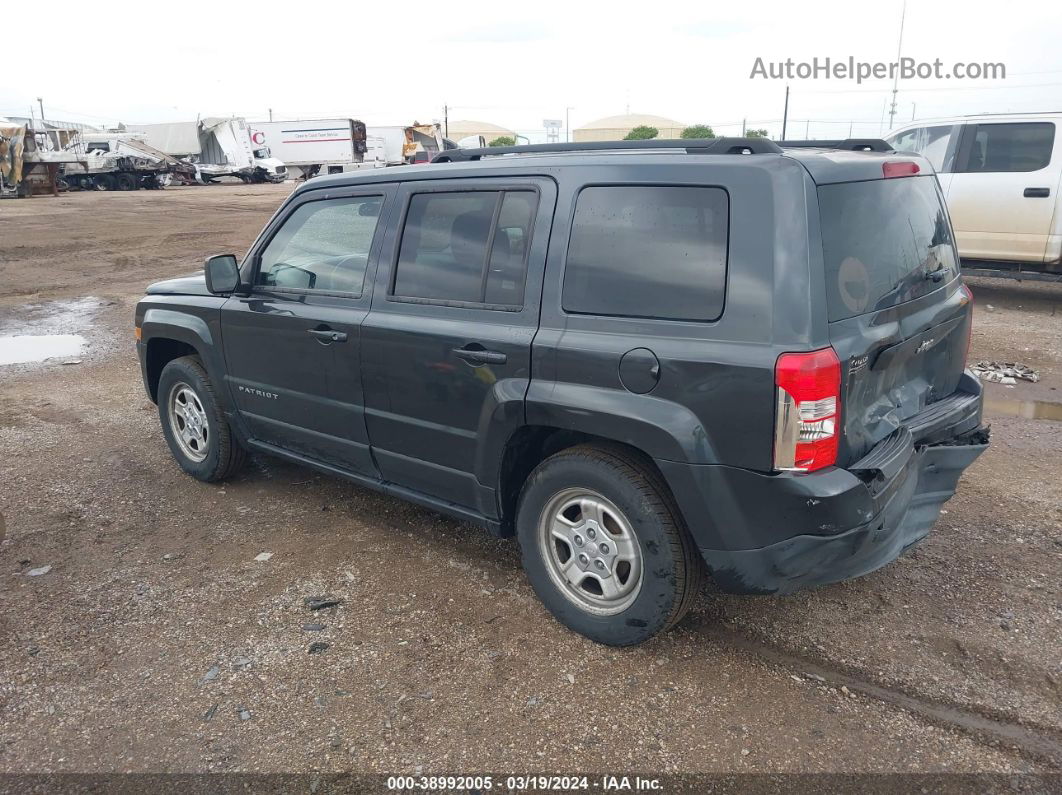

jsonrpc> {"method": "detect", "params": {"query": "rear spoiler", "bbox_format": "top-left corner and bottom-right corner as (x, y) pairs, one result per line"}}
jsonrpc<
(778, 138), (894, 153)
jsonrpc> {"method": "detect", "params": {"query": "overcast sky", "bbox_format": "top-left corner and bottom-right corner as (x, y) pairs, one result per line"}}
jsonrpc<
(4, 0), (1061, 140)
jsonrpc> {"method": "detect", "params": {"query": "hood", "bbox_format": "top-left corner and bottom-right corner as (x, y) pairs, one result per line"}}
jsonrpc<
(145, 272), (212, 296)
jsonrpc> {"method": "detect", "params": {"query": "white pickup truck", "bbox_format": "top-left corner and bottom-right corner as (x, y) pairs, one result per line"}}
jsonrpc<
(886, 112), (1062, 279)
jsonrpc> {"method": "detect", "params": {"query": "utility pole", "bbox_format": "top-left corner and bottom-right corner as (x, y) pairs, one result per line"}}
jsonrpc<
(805, 119), (810, 138)
(911, 103), (916, 121)
(781, 85), (790, 140)
(888, 0), (907, 130)
(444, 104), (449, 138)
(566, 106), (574, 142)
(37, 97), (45, 124)
(742, 118), (746, 135)
(268, 108), (273, 121)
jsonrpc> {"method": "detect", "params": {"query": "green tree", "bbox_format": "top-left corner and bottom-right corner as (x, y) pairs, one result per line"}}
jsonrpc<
(681, 124), (715, 139)
(623, 125), (659, 141)
(745, 128), (770, 139)
(488, 136), (516, 147)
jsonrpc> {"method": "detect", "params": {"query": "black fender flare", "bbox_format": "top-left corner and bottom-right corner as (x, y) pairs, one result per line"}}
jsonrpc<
(140, 307), (232, 412)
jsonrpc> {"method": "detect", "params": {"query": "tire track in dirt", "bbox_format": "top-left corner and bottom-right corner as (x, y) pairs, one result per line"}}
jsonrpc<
(699, 622), (1062, 768)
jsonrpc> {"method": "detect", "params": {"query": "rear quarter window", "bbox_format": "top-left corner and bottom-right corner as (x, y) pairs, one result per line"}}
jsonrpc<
(818, 175), (958, 321)
(562, 185), (728, 322)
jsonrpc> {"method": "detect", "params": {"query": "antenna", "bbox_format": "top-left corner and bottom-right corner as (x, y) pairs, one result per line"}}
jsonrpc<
(888, 0), (907, 131)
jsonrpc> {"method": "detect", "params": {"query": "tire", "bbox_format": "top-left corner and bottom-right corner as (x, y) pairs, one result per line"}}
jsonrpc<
(115, 172), (137, 191)
(93, 173), (115, 191)
(516, 444), (704, 646)
(157, 356), (246, 482)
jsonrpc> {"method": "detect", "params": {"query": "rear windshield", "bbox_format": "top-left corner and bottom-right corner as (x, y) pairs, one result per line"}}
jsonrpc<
(818, 175), (958, 321)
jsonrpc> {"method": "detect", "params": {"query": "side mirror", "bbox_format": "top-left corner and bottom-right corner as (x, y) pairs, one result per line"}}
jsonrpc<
(204, 254), (241, 294)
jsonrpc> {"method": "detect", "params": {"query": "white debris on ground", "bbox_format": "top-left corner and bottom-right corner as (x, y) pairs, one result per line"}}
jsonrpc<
(971, 361), (1040, 385)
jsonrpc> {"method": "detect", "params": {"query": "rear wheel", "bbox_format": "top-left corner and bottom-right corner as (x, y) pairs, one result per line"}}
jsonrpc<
(157, 356), (246, 482)
(516, 444), (703, 645)
(115, 172), (137, 191)
(93, 173), (115, 191)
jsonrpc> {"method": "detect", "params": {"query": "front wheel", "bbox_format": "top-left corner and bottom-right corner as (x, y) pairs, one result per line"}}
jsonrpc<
(157, 356), (246, 482)
(516, 445), (703, 646)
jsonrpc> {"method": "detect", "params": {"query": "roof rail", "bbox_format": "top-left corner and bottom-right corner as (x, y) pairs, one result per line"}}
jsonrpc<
(432, 137), (783, 163)
(778, 138), (894, 152)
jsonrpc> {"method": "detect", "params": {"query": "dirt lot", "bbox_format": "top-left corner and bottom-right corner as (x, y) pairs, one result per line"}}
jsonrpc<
(1, 186), (1060, 779)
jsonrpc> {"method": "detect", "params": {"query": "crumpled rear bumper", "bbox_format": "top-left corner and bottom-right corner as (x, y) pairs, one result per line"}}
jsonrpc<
(704, 429), (987, 594)
(668, 371), (989, 595)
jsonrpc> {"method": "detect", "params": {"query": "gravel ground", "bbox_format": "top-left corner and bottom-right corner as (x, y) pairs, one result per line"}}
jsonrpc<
(0, 186), (1060, 777)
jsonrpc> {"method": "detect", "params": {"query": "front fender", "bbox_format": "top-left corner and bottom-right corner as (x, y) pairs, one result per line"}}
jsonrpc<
(138, 298), (230, 410)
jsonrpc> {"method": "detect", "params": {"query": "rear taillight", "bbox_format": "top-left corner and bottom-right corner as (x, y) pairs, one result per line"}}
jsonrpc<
(774, 347), (841, 473)
(960, 282), (974, 364)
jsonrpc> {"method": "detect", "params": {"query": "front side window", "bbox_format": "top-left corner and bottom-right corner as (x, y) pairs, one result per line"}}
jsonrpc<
(256, 196), (383, 293)
(393, 190), (536, 306)
(562, 186), (729, 322)
(961, 122), (1055, 173)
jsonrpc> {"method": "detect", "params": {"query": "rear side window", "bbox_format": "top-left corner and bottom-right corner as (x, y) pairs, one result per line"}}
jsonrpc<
(960, 122), (1054, 173)
(562, 186), (728, 321)
(818, 176), (958, 321)
(393, 190), (537, 306)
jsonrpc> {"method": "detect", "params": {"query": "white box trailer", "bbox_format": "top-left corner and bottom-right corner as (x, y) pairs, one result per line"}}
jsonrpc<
(249, 119), (368, 179)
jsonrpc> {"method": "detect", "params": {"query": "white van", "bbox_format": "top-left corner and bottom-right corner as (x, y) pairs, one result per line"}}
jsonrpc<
(886, 113), (1062, 271)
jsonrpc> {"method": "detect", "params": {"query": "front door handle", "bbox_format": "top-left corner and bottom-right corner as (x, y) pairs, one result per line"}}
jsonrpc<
(452, 346), (507, 365)
(308, 328), (348, 343)
(1024, 187), (1050, 198)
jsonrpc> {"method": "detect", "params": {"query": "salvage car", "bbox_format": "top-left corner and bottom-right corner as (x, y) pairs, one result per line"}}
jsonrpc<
(135, 137), (988, 645)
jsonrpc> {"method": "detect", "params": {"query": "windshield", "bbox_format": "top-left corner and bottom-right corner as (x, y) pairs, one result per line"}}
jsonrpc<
(253, 147), (271, 158)
(818, 175), (958, 321)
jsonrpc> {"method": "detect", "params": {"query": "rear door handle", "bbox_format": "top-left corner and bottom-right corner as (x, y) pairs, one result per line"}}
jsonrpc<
(452, 347), (507, 365)
(308, 328), (347, 343)
(1024, 187), (1050, 198)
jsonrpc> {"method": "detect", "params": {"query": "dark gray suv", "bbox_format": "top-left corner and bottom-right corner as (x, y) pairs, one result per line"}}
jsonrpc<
(135, 137), (988, 645)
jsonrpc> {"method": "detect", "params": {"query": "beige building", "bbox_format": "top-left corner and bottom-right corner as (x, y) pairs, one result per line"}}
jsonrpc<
(445, 120), (518, 145)
(573, 113), (687, 142)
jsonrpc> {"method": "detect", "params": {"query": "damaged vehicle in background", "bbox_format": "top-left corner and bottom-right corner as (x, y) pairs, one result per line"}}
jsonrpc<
(134, 136), (989, 646)
(127, 117), (287, 184)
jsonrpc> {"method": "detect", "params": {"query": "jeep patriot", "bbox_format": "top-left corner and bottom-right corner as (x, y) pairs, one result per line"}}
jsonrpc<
(135, 137), (989, 645)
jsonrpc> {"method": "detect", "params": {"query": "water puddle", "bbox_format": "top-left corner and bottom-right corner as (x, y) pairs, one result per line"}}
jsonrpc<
(0, 334), (86, 365)
(983, 396), (1062, 422)
(0, 297), (103, 367)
